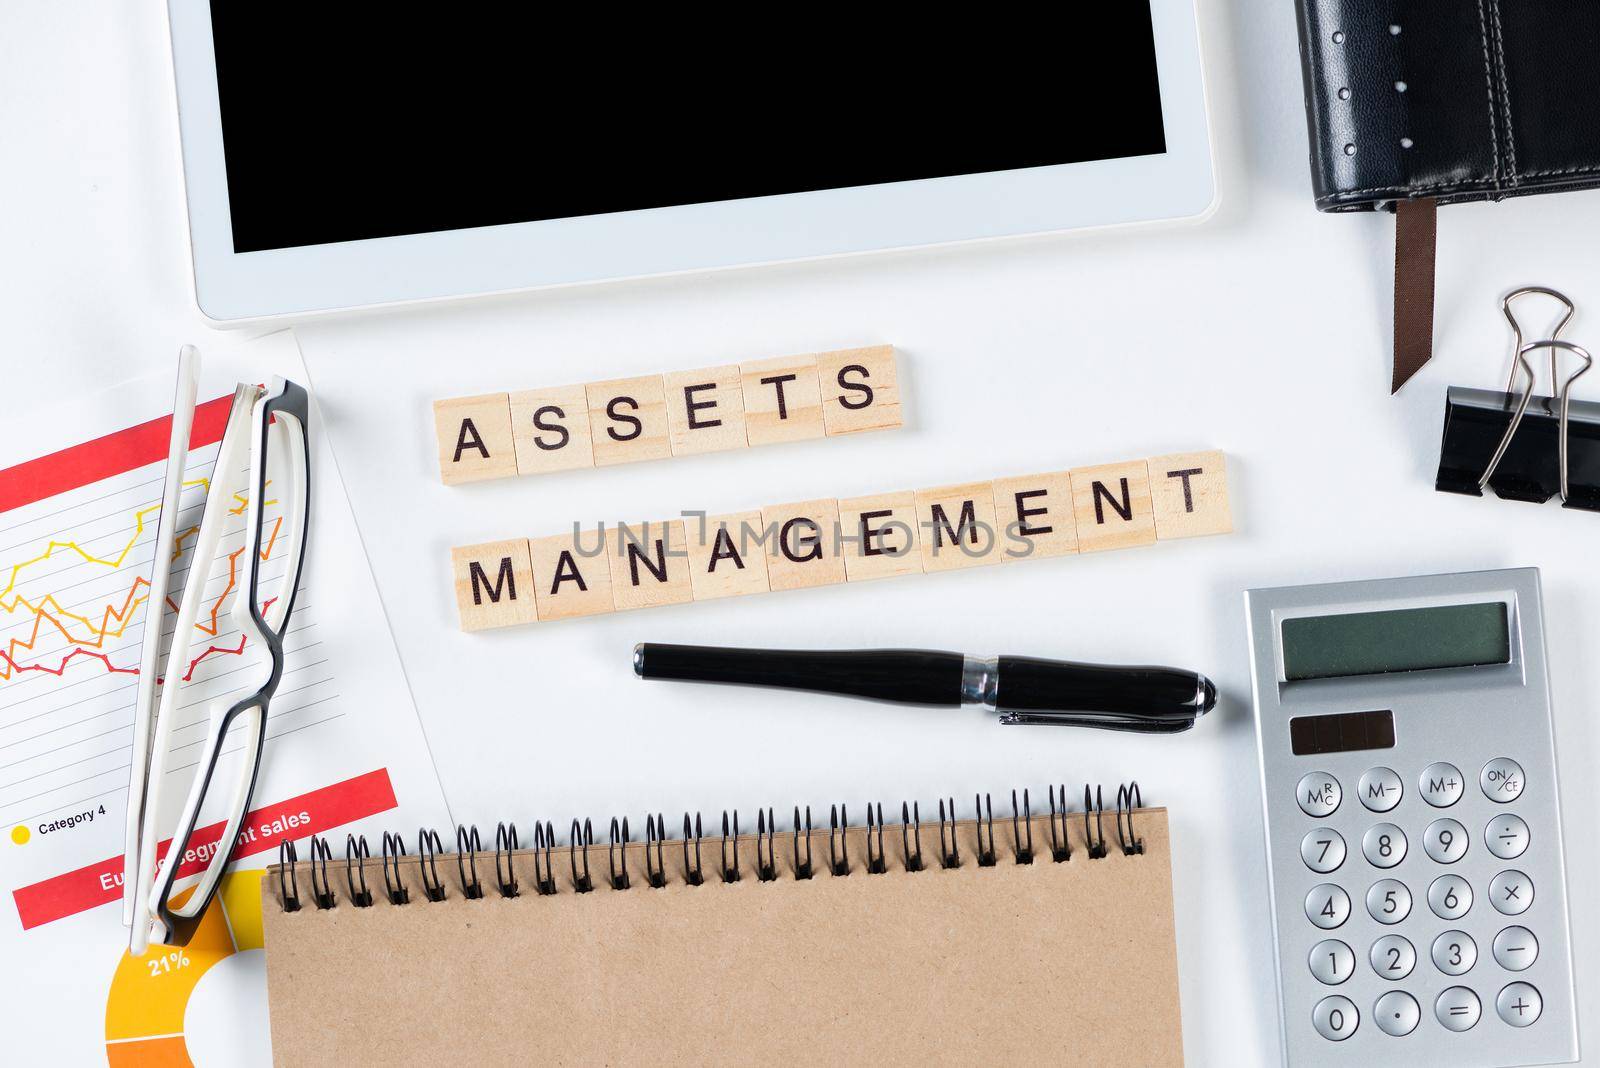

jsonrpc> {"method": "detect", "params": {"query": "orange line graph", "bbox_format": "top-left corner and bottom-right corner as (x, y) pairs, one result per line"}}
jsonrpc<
(0, 486), (285, 684)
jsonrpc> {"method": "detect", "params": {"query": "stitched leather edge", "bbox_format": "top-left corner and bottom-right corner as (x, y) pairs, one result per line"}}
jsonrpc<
(1476, 0), (1502, 189)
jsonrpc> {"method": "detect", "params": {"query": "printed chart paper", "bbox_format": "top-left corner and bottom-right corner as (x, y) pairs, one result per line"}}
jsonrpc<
(0, 333), (449, 1066)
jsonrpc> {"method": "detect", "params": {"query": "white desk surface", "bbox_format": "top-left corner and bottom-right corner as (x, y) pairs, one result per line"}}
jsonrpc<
(4, 2), (1598, 1064)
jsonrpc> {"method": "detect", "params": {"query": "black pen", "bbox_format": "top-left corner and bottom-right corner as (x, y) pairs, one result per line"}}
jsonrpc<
(633, 644), (1216, 733)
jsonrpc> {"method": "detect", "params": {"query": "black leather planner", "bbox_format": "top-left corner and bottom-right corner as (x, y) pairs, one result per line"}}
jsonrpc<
(1293, 1), (1600, 390)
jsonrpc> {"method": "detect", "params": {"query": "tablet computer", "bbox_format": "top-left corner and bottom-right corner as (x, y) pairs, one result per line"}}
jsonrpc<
(167, 2), (1215, 324)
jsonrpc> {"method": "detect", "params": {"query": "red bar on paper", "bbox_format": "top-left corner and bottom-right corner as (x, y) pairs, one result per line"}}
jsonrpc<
(0, 393), (236, 514)
(11, 768), (397, 931)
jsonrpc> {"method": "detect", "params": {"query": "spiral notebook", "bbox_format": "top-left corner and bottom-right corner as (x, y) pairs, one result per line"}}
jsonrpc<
(261, 786), (1183, 1066)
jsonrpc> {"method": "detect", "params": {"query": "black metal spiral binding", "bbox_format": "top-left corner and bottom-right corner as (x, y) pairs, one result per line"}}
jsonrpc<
(456, 825), (484, 899)
(720, 811), (740, 883)
(645, 814), (667, 888)
(901, 801), (923, 872)
(1011, 790), (1034, 865)
(1084, 785), (1108, 860)
(975, 793), (997, 867)
(756, 809), (778, 881)
(792, 806), (813, 879)
(828, 804), (849, 876)
(1116, 782), (1145, 856)
(865, 803), (886, 874)
(346, 834), (374, 907)
(381, 832), (410, 905)
(309, 836), (336, 909)
(278, 839), (301, 911)
(274, 783), (1150, 911)
(495, 823), (519, 898)
(418, 828), (446, 901)
(937, 798), (960, 869)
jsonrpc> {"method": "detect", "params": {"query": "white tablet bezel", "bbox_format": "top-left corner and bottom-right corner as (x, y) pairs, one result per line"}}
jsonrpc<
(167, 0), (1215, 324)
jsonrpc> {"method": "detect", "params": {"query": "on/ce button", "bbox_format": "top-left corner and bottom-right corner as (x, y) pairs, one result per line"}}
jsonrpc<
(1298, 773), (1342, 817)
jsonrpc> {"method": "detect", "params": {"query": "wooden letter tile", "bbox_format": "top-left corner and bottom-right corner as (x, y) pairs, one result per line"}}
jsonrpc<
(509, 384), (594, 476)
(818, 346), (903, 436)
(685, 511), (771, 600)
(1069, 461), (1156, 553)
(759, 499), (846, 591)
(991, 473), (1077, 561)
(741, 354), (825, 446)
(915, 481), (1003, 572)
(608, 520), (695, 611)
(663, 365), (748, 456)
(585, 376), (672, 467)
(528, 528), (615, 621)
(451, 539), (538, 631)
(837, 491), (921, 582)
(434, 394), (518, 485)
(1147, 451), (1233, 539)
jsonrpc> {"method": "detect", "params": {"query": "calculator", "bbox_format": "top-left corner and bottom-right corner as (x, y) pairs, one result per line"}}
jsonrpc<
(1245, 569), (1578, 1067)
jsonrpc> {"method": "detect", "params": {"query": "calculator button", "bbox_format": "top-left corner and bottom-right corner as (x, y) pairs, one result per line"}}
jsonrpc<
(1374, 991), (1420, 1037)
(1313, 995), (1359, 1041)
(1423, 818), (1469, 864)
(1369, 934), (1416, 980)
(1309, 939), (1356, 985)
(1496, 982), (1542, 1027)
(1362, 824), (1407, 868)
(1358, 767), (1403, 812)
(1427, 874), (1473, 920)
(1366, 879), (1411, 924)
(1420, 762), (1465, 807)
(1480, 757), (1525, 803)
(1485, 814), (1530, 859)
(1301, 829), (1346, 873)
(1435, 987), (1482, 1031)
(1297, 772), (1342, 817)
(1431, 931), (1477, 975)
(1307, 884), (1351, 929)
(1493, 926), (1539, 970)
(1490, 870), (1534, 915)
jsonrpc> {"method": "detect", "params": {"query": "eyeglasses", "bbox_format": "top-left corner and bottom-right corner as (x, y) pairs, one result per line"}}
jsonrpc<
(125, 372), (311, 951)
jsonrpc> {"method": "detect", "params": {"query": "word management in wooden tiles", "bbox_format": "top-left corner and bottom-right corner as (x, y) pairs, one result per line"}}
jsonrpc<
(433, 346), (902, 484)
(450, 451), (1232, 630)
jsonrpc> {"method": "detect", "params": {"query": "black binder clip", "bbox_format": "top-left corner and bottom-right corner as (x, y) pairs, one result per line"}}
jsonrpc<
(1436, 286), (1599, 510)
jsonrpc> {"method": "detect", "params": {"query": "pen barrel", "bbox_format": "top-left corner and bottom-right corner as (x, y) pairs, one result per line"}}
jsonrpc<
(994, 656), (1208, 723)
(634, 644), (963, 705)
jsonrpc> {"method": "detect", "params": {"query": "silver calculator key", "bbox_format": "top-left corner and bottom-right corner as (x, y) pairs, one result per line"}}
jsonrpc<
(1431, 931), (1477, 975)
(1358, 767), (1403, 812)
(1486, 814), (1530, 859)
(1422, 818), (1468, 863)
(1481, 757), (1525, 803)
(1298, 772), (1342, 817)
(1313, 995), (1359, 1041)
(1497, 982), (1542, 1027)
(1428, 874), (1473, 920)
(1362, 823), (1407, 868)
(1307, 884), (1351, 929)
(1374, 991), (1420, 1036)
(1420, 762), (1465, 807)
(1369, 934), (1415, 980)
(1490, 870), (1534, 915)
(1493, 926), (1539, 970)
(1301, 828), (1346, 873)
(1366, 879), (1411, 924)
(1309, 939), (1355, 985)
(1435, 987), (1481, 1031)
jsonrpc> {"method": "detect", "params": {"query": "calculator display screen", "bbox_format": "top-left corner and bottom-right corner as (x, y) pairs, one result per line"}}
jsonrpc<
(1281, 602), (1510, 681)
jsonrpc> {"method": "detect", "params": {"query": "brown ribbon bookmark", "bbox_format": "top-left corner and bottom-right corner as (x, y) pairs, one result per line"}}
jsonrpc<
(1391, 197), (1438, 393)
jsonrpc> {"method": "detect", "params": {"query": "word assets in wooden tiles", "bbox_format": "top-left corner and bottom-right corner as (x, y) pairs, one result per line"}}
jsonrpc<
(433, 346), (902, 484)
(450, 451), (1231, 630)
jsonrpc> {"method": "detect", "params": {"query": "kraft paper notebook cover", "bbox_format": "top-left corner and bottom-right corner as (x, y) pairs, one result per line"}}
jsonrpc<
(262, 787), (1183, 1066)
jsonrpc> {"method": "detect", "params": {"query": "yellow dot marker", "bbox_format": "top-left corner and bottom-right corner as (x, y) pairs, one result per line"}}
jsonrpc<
(11, 825), (30, 845)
